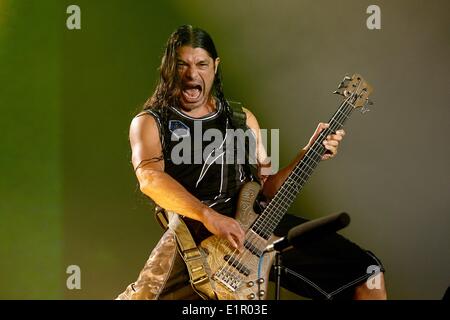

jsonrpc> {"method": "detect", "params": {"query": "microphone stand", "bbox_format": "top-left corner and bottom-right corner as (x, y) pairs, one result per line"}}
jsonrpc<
(274, 251), (283, 300)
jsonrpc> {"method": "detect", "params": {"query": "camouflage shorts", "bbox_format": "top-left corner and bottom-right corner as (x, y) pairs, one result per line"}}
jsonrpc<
(116, 229), (201, 300)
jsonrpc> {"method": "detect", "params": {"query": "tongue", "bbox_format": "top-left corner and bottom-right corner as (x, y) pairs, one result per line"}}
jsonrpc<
(184, 88), (201, 99)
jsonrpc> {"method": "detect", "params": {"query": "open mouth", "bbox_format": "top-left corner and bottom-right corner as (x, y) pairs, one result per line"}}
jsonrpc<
(182, 83), (203, 102)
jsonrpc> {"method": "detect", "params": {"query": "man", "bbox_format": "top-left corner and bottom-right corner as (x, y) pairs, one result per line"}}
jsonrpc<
(117, 25), (386, 300)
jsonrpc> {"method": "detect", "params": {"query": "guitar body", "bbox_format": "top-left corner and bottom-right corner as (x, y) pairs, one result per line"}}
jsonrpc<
(200, 182), (278, 300)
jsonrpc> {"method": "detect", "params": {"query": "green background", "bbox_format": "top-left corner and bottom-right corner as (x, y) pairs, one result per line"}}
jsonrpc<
(0, 0), (449, 299)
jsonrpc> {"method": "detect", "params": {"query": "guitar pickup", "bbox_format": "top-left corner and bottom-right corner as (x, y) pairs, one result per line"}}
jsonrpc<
(224, 255), (251, 276)
(244, 240), (263, 257)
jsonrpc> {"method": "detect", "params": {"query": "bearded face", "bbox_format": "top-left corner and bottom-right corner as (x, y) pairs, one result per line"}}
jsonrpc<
(176, 46), (220, 112)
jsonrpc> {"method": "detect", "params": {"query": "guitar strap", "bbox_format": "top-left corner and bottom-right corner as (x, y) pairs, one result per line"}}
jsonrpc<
(225, 101), (260, 184)
(156, 207), (217, 300)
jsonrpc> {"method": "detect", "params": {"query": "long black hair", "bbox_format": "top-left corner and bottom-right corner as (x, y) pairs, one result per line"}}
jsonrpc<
(143, 25), (226, 110)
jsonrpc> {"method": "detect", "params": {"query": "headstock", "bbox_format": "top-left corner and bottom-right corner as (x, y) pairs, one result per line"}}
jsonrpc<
(333, 74), (374, 113)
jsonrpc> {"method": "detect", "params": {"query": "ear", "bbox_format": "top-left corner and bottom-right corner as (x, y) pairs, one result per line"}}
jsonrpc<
(214, 57), (220, 74)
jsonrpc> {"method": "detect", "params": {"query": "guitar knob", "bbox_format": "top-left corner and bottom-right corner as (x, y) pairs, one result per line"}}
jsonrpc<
(247, 281), (254, 287)
(257, 278), (264, 284)
(247, 293), (255, 300)
(258, 290), (265, 297)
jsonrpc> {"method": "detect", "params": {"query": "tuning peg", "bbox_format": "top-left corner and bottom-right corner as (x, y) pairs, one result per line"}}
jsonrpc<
(333, 90), (344, 96)
(360, 106), (370, 114)
(337, 82), (346, 89)
(360, 99), (373, 114)
(343, 75), (351, 81)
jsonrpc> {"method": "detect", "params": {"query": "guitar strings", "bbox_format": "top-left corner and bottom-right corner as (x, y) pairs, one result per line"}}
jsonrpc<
(216, 84), (363, 287)
(234, 100), (354, 281)
(216, 92), (356, 285)
(217, 100), (354, 285)
(253, 98), (355, 235)
(253, 81), (363, 236)
(214, 105), (352, 286)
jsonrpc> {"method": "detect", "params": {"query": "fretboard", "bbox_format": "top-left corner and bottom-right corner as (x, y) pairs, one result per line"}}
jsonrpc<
(251, 98), (356, 239)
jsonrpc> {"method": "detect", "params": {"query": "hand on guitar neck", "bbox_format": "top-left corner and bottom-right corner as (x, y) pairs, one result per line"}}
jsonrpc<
(306, 122), (346, 161)
(261, 122), (346, 200)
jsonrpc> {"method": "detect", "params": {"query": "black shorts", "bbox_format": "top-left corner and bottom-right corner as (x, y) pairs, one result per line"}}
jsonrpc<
(270, 213), (385, 300)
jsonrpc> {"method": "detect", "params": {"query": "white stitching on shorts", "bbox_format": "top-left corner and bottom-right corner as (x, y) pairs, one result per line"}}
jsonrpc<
(284, 267), (331, 299)
(328, 273), (371, 297)
(284, 250), (384, 299)
(327, 250), (384, 298)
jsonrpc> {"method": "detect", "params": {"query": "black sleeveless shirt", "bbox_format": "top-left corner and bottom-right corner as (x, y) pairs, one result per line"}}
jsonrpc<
(146, 100), (254, 242)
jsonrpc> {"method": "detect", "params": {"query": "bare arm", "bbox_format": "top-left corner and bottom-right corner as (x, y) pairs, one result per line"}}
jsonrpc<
(243, 109), (345, 200)
(130, 113), (245, 250)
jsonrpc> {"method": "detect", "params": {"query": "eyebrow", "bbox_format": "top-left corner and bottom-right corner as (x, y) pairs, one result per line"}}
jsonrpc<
(176, 58), (210, 64)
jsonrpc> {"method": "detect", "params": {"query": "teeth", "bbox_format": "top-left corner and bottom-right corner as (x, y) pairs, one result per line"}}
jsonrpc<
(184, 88), (201, 99)
(184, 83), (201, 89)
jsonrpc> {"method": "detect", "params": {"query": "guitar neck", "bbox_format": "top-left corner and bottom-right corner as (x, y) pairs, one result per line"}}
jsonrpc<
(251, 98), (356, 239)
